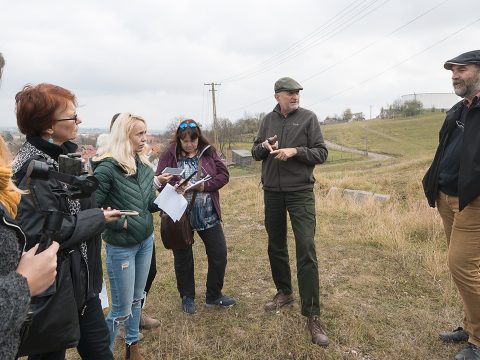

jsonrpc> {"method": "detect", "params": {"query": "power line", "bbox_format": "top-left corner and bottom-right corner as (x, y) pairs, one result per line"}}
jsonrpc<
(220, 0), (389, 83)
(300, 0), (450, 83)
(223, 0), (453, 115)
(306, 16), (480, 108)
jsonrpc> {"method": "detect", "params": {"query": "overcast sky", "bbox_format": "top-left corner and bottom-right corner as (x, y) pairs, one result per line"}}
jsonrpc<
(0, 0), (479, 132)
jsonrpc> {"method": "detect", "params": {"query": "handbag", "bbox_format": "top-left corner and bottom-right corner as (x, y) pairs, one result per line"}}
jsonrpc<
(17, 253), (80, 356)
(160, 191), (197, 250)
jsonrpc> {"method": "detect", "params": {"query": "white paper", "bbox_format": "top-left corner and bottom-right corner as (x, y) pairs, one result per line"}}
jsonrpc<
(99, 280), (109, 309)
(154, 183), (188, 221)
(185, 175), (212, 192)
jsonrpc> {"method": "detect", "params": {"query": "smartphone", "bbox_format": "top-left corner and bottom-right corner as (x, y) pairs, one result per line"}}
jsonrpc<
(118, 210), (139, 216)
(161, 167), (185, 176)
(177, 170), (197, 187)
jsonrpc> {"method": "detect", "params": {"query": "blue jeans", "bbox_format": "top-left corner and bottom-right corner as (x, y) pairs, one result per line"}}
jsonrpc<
(105, 234), (153, 349)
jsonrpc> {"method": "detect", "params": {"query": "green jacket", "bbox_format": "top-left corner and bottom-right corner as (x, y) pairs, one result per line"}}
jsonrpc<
(92, 157), (159, 247)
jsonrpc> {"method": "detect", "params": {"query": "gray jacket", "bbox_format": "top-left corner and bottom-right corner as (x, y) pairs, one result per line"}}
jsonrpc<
(252, 105), (328, 192)
(0, 206), (30, 360)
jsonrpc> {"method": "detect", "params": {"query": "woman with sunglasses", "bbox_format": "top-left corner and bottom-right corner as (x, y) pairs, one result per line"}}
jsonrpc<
(12, 83), (121, 359)
(156, 119), (236, 314)
(93, 113), (160, 359)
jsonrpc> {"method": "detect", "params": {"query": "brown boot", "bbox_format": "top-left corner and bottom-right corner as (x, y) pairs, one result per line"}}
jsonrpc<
(264, 290), (294, 311)
(140, 312), (160, 330)
(126, 341), (144, 360)
(307, 316), (329, 347)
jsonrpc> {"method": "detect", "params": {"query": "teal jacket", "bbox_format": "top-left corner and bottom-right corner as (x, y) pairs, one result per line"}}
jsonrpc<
(93, 156), (159, 246)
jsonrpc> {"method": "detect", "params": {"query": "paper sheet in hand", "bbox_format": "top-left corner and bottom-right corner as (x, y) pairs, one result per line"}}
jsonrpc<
(154, 184), (188, 221)
(185, 175), (212, 192)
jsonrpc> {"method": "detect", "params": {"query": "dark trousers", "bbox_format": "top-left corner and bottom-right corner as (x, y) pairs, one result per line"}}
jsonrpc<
(264, 189), (320, 317)
(172, 223), (227, 301)
(28, 295), (113, 360)
(142, 242), (157, 308)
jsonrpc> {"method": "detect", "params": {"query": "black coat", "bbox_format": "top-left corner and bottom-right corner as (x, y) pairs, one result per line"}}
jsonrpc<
(423, 99), (480, 211)
(13, 138), (106, 309)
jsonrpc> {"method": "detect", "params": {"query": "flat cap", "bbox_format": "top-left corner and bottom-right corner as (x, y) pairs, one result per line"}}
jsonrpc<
(274, 77), (303, 93)
(444, 50), (480, 70)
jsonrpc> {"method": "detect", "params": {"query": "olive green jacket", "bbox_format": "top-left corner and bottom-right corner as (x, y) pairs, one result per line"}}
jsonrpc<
(92, 157), (159, 246)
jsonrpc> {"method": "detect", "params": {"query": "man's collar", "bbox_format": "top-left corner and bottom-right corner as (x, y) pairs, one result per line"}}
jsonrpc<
(463, 90), (480, 108)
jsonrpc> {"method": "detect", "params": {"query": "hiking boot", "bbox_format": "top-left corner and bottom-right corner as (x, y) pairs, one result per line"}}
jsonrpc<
(264, 290), (294, 312)
(307, 316), (329, 347)
(182, 296), (196, 314)
(205, 294), (236, 308)
(454, 343), (480, 360)
(440, 327), (469, 343)
(126, 341), (144, 360)
(140, 312), (160, 330)
(118, 327), (144, 341)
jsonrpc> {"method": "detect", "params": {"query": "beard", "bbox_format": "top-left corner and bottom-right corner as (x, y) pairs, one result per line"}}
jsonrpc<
(453, 72), (480, 98)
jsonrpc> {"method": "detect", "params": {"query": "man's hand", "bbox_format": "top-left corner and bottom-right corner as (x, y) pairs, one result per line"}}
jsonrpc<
(16, 242), (59, 296)
(270, 147), (298, 161)
(261, 135), (278, 152)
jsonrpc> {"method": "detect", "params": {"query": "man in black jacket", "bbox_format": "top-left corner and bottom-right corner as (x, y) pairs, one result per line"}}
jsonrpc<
(252, 77), (329, 347)
(423, 50), (480, 360)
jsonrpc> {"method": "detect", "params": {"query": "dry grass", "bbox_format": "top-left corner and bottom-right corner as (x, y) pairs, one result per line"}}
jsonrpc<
(62, 115), (466, 359)
(74, 169), (460, 360)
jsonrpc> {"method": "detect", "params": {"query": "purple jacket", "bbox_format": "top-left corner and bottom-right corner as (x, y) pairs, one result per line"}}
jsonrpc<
(156, 142), (229, 220)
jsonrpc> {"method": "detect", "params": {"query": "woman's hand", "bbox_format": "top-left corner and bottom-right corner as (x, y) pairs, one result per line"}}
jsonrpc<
(156, 173), (173, 185)
(103, 207), (122, 223)
(16, 242), (59, 296)
(190, 181), (204, 192)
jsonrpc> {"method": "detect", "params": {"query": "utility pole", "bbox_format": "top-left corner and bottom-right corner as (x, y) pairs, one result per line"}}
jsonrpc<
(204, 82), (221, 151)
(369, 105), (372, 120)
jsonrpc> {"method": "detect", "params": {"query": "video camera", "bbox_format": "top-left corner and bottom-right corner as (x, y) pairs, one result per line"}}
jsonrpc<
(26, 153), (99, 253)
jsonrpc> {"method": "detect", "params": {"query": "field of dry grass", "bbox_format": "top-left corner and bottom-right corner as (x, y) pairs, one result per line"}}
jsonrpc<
(67, 113), (465, 359)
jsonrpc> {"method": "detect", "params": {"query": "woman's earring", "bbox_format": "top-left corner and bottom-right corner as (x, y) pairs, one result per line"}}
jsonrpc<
(48, 136), (53, 144)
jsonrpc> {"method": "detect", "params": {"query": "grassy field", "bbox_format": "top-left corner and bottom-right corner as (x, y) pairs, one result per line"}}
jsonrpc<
(68, 113), (464, 359)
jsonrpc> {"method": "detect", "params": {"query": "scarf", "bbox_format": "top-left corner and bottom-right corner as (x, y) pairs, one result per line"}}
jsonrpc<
(0, 165), (21, 218)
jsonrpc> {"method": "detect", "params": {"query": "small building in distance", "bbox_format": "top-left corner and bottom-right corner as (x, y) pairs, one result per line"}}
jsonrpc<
(401, 93), (460, 110)
(231, 149), (253, 168)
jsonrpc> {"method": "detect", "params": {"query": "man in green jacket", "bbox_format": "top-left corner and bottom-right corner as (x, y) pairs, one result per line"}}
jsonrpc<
(251, 77), (329, 347)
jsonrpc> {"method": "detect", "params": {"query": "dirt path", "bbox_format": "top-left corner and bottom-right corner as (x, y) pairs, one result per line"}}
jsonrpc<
(325, 140), (393, 161)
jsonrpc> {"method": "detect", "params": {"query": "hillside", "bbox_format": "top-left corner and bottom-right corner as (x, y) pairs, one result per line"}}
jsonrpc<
(65, 112), (461, 360)
(322, 112), (445, 159)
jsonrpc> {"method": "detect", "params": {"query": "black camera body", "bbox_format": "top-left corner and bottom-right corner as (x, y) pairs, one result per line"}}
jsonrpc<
(58, 153), (84, 176)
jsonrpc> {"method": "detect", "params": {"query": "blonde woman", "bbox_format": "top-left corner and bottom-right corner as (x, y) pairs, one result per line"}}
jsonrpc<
(93, 113), (160, 359)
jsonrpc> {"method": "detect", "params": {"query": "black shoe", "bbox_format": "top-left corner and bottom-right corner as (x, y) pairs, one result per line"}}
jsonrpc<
(439, 327), (469, 343)
(454, 343), (480, 360)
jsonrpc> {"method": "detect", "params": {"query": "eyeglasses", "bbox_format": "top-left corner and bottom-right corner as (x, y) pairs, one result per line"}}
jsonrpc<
(456, 120), (464, 132)
(179, 122), (197, 130)
(57, 114), (78, 122)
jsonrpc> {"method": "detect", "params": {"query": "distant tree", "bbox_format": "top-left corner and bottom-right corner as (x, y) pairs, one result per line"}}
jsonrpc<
(403, 100), (423, 117)
(342, 108), (353, 122)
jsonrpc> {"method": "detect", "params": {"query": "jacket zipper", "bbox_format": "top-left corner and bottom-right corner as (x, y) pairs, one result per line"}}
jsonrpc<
(278, 120), (287, 191)
(2, 216), (27, 258)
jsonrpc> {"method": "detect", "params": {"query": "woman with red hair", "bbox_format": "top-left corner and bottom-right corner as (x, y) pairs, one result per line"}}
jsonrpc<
(13, 83), (120, 359)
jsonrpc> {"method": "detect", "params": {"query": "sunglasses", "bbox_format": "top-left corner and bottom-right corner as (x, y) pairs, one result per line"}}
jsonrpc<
(57, 114), (78, 122)
(179, 122), (197, 130)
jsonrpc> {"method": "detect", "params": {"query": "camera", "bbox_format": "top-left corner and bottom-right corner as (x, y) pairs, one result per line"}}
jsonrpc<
(58, 153), (84, 176)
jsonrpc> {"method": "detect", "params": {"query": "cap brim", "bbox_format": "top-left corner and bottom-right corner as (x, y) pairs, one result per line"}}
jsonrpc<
(275, 87), (303, 93)
(444, 61), (468, 70)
